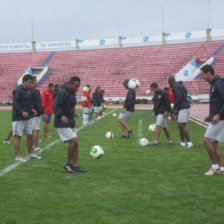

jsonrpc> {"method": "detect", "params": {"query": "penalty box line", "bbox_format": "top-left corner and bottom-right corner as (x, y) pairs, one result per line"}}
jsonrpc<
(0, 108), (117, 177)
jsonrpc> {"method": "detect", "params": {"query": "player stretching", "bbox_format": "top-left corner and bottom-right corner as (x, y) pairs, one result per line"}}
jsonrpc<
(118, 79), (135, 138)
(201, 65), (224, 175)
(82, 85), (91, 125)
(53, 76), (86, 173)
(148, 83), (172, 145)
(168, 76), (193, 148)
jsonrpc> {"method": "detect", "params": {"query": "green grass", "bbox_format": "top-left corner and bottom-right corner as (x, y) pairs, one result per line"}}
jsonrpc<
(0, 109), (224, 224)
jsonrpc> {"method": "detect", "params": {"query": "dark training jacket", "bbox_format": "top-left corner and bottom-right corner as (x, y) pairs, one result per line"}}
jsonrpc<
(208, 75), (224, 121)
(172, 82), (190, 111)
(53, 87), (77, 128)
(124, 89), (136, 112)
(30, 87), (44, 117)
(92, 91), (102, 106)
(153, 89), (171, 115)
(12, 85), (34, 121)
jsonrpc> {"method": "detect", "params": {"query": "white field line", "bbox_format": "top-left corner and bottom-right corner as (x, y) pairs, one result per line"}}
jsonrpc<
(0, 108), (117, 177)
(137, 119), (143, 144)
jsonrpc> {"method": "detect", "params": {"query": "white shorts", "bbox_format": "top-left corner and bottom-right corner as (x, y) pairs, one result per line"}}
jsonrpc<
(178, 109), (190, 123)
(119, 111), (133, 122)
(13, 119), (32, 136)
(30, 116), (40, 131)
(156, 114), (167, 128)
(204, 120), (224, 142)
(94, 106), (101, 113)
(56, 127), (77, 142)
(83, 107), (91, 114)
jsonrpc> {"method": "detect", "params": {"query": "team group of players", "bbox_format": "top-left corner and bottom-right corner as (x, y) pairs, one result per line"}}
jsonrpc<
(3, 64), (224, 175)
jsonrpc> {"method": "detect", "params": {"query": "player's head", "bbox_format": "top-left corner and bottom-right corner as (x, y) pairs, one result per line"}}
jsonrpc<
(164, 87), (169, 92)
(123, 79), (129, 89)
(200, 64), (214, 82)
(95, 86), (101, 92)
(48, 83), (55, 92)
(69, 76), (80, 93)
(22, 74), (33, 88)
(55, 84), (61, 91)
(168, 75), (176, 87)
(150, 82), (158, 93)
(32, 76), (38, 88)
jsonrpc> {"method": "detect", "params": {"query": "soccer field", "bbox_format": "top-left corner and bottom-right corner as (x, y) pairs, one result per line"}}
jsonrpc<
(0, 109), (224, 224)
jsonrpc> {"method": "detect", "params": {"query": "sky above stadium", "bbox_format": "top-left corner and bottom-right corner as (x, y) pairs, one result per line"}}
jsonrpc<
(0, 0), (224, 43)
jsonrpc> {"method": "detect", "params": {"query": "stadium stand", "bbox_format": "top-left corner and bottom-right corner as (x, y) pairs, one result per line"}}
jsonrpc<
(0, 40), (224, 101)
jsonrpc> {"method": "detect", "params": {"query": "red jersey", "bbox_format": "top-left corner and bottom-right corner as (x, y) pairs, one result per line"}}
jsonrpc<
(82, 92), (91, 108)
(167, 90), (175, 104)
(42, 89), (54, 114)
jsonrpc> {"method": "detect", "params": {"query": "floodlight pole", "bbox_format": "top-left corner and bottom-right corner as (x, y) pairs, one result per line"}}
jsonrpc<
(161, 5), (166, 45)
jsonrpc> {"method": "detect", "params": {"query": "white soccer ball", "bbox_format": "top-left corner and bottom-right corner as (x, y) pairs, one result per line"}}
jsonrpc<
(90, 145), (104, 159)
(112, 113), (117, 117)
(83, 86), (89, 92)
(105, 132), (114, 139)
(128, 79), (140, 90)
(146, 90), (151, 95)
(80, 96), (87, 103)
(149, 124), (156, 132)
(171, 103), (174, 109)
(139, 138), (149, 146)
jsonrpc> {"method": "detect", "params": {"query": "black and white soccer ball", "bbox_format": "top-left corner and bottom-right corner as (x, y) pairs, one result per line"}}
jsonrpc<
(128, 79), (140, 90)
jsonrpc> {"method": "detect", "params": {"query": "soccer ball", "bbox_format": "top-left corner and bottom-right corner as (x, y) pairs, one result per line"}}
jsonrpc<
(112, 113), (117, 117)
(80, 96), (87, 103)
(105, 131), (114, 139)
(139, 138), (149, 146)
(104, 105), (108, 109)
(128, 79), (140, 90)
(146, 90), (151, 95)
(171, 103), (174, 109)
(83, 86), (89, 92)
(149, 124), (156, 132)
(90, 145), (104, 159)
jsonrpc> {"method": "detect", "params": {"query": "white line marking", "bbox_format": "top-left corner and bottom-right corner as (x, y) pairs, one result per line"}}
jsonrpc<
(0, 108), (117, 177)
(137, 119), (143, 143)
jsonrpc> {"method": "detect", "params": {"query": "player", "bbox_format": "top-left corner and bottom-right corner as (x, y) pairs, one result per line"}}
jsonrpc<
(148, 83), (172, 145)
(42, 83), (54, 138)
(53, 84), (61, 99)
(13, 74), (41, 162)
(200, 64), (224, 175)
(118, 79), (135, 138)
(53, 76), (86, 173)
(92, 86), (102, 122)
(30, 76), (45, 153)
(82, 85), (91, 125)
(168, 76), (193, 148)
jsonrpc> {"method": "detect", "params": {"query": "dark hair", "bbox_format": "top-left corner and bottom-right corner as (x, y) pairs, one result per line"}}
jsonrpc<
(168, 75), (176, 83)
(200, 64), (214, 75)
(32, 76), (37, 81)
(69, 76), (80, 84)
(48, 83), (54, 88)
(55, 84), (59, 88)
(164, 87), (169, 91)
(22, 74), (33, 82)
(86, 85), (90, 88)
(150, 83), (158, 88)
(95, 86), (101, 92)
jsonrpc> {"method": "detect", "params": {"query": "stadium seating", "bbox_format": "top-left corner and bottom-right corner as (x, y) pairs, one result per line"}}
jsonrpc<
(0, 40), (224, 100)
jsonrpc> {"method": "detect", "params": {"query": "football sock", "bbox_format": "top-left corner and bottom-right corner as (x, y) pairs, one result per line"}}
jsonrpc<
(212, 164), (219, 170)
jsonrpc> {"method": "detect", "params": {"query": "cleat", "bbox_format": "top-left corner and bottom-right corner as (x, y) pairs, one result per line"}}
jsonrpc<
(28, 154), (42, 160)
(128, 130), (133, 138)
(147, 141), (158, 146)
(34, 147), (43, 153)
(121, 135), (128, 138)
(204, 168), (219, 176)
(180, 142), (186, 147)
(187, 142), (193, 148)
(64, 163), (73, 172)
(3, 140), (11, 144)
(71, 167), (87, 173)
(168, 140), (173, 144)
(15, 156), (27, 163)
